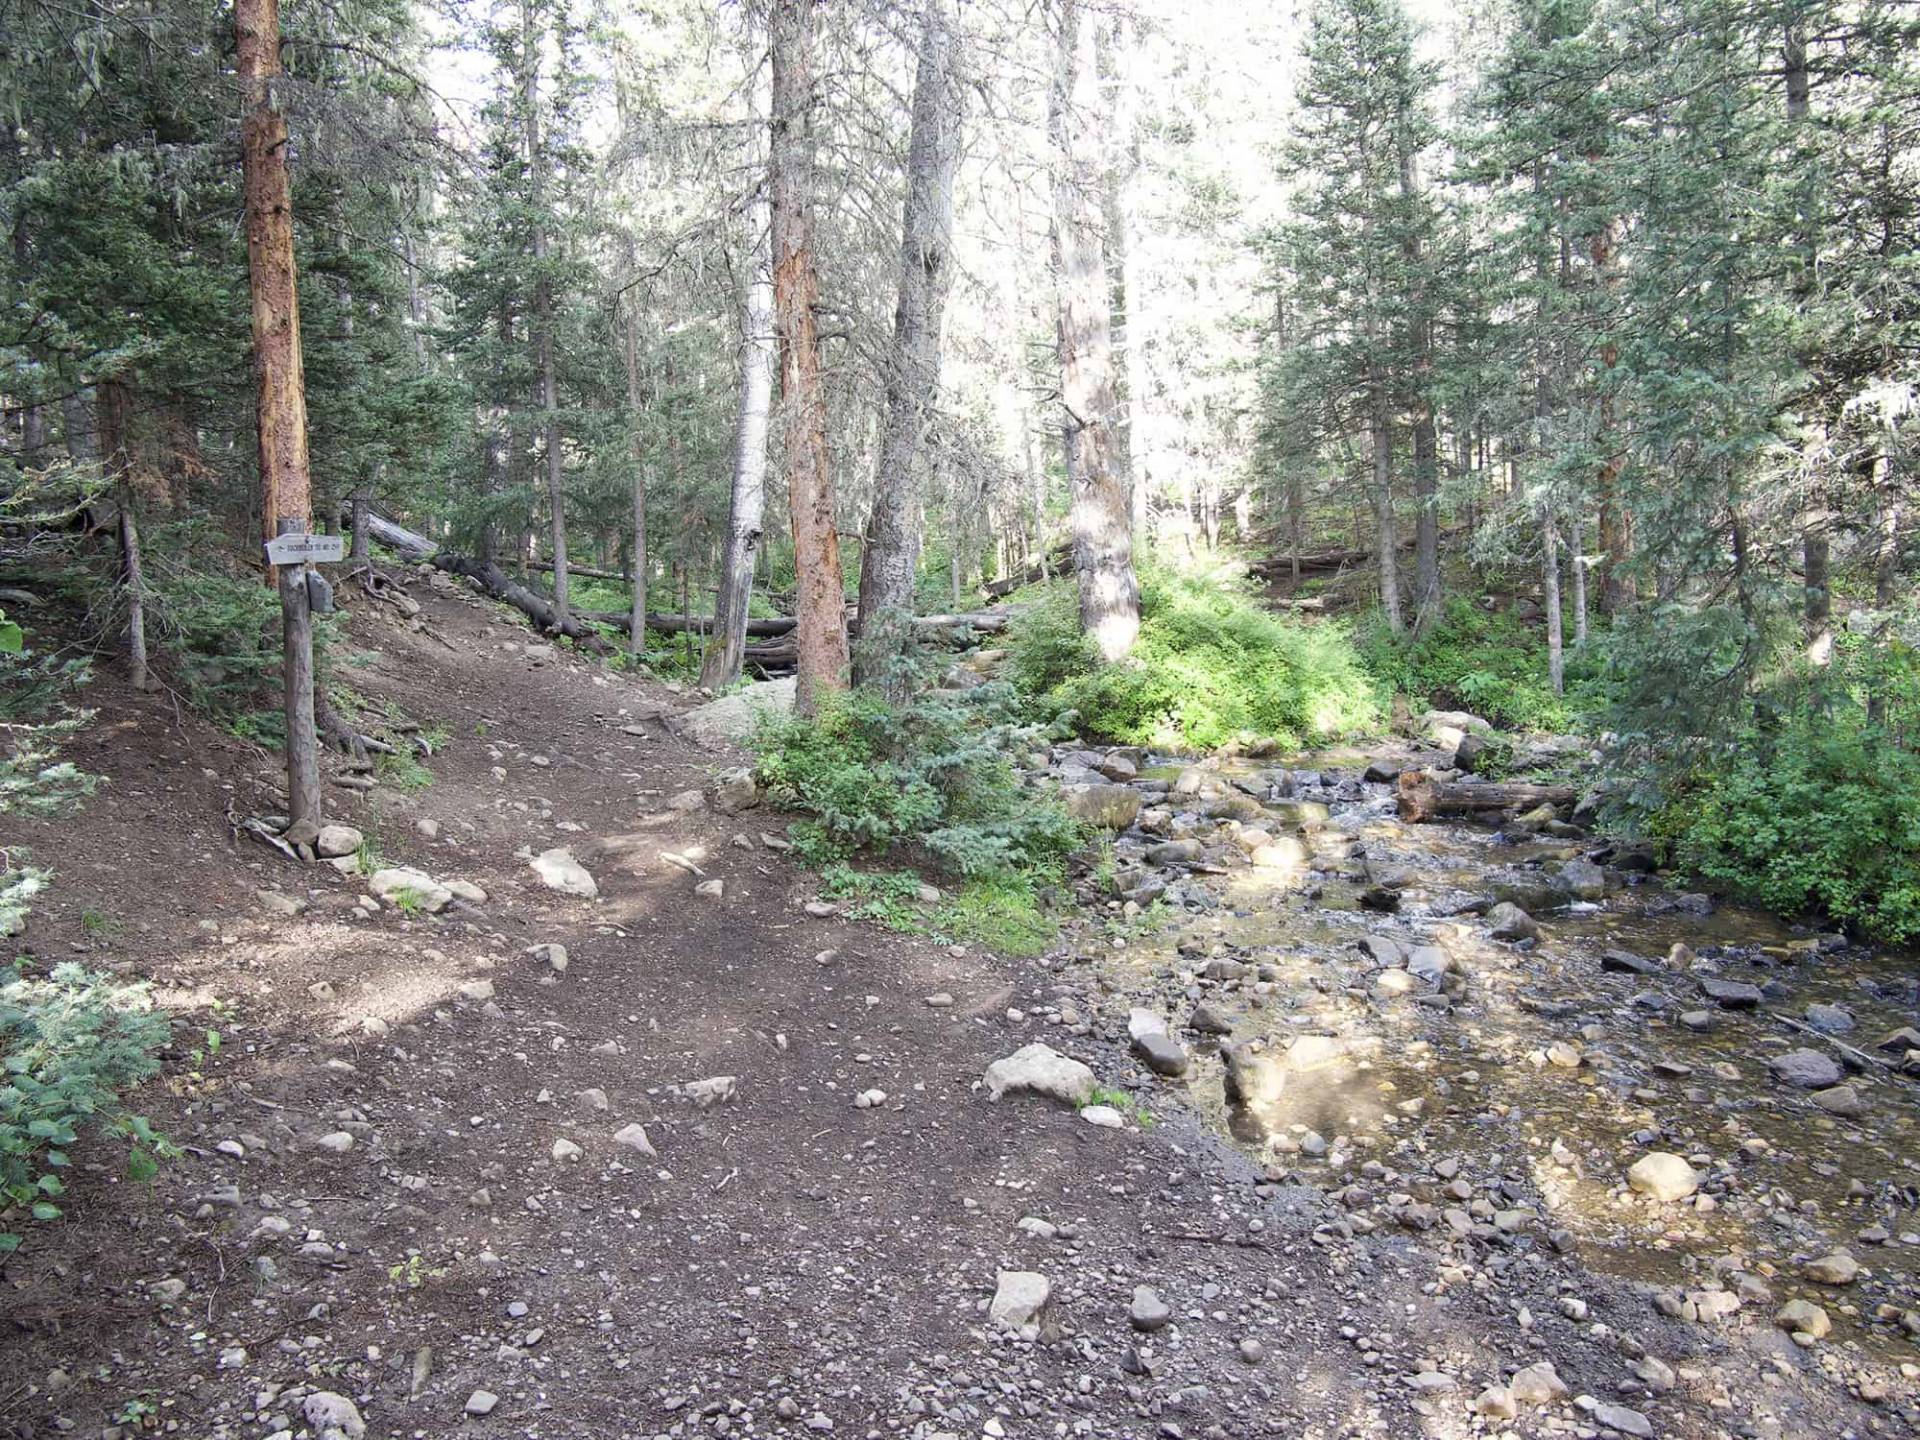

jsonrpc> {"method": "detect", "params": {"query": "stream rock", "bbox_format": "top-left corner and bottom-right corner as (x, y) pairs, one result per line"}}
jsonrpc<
(1127, 1011), (1190, 1078)
(1768, 1048), (1843, 1089)
(1699, 977), (1763, 1009)
(1486, 902), (1539, 941)
(1627, 1152), (1699, 1203)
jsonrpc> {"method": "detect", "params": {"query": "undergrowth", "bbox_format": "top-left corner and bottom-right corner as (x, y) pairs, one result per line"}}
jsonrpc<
(1649, 701), (1920, 944)
(750, 676), (1080, 955)
(1005, 567), (1380, 753)
(1356, 597), (1598, 733)
(1, 963), (176, 1252)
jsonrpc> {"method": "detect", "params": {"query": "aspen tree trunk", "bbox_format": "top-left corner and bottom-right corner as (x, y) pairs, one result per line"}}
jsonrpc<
(1397, 141), (1440, 632)
(1569, 509), (1588, 646)
(702, 56), (776, 690)
(623, 300), (651, 659)
(770, 0), (849, 713)
(853, 0), (961, 694)
(1370, 397), (1402, 634)
(523, 0), (568, 627)
(1051, 0), (1139, 663)
(1542, 504), (1563, 694)
(236, 0), (321, 845)
(1100, 13), (1148, 541)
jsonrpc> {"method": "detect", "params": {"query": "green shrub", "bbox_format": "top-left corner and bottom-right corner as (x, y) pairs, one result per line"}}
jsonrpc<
(149, 552), (288, 727)
(1655, 708), (1920, 943)
(1007, 569), (1380, 753)
(751, 682), (1078, 880)
(1, 963), (176, 1252)
(1358, 597), (1587, 733)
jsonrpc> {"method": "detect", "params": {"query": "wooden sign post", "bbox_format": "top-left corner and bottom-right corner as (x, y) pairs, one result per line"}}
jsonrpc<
(273, 518), (323, 846)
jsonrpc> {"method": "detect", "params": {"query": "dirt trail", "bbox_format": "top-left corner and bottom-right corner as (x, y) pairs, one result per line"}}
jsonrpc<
(0, 576), (1905, 1440)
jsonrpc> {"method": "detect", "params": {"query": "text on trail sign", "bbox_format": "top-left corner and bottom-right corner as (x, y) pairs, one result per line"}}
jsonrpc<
(264, 532), (347, 565)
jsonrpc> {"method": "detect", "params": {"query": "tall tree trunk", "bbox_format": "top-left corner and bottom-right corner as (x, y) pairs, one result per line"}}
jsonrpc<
(237, 0), (321, 845)
(623, 301), (651, 659)
(1051, 0), (1139, 663)
(1784, 25), (1830, 669)
(853, 0), (961, 693)
(770, 0), (850, 712)
(350, 488), (369, 563)
(1542, 504), (1563, 695)
(1397, 139), (1440, 632)
(1370, 396), (1402, 635)
(1867, 457), (1899, 725)
(702, 56), (775, 691)
(1099, 13), (1147, 543)
(523, 0), (567, 628)
(1589, 211), (1631, 615)
(97, 381), (148, 690)
(1569, 509), (1588, 646)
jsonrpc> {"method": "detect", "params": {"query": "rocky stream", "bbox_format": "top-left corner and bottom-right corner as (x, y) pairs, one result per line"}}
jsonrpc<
(1041, 721), (1920, 1410)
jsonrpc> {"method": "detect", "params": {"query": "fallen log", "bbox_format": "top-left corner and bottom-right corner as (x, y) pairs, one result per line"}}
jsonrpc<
(983, 544), (1070, 599)
(1396, 772), (1576, 823)
(358, 509), (1013, 651)
(353, 510), (608, 649)
(577, 607), (1015, 640)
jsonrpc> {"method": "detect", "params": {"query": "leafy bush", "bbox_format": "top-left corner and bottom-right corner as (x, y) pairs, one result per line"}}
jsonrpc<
(1358, 597), (1588, 733)
(1007, 569), (1381, 753)
(1654, 708), (1920, 943)
(751, 682), (1078, 880)
(2, 963), (176, 1252)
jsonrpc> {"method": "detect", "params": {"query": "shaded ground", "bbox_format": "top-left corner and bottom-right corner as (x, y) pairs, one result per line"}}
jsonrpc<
(0, 568), (1909, 1440)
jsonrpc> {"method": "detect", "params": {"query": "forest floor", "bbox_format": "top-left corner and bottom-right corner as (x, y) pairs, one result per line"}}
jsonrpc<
(0, 570), (1909, 1440)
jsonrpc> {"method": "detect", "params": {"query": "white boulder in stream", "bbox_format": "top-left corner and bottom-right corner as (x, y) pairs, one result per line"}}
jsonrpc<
(531, 847), (598, 898)
(984, 1043), (1095, 1107)
(1627, 1151), (1699, 1203)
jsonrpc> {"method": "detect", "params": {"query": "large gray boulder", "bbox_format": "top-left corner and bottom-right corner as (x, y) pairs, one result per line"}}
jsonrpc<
(984, 1043), (1096, 1107)
(681, 677), (795, 748)
(1062, 783), (1143, 831)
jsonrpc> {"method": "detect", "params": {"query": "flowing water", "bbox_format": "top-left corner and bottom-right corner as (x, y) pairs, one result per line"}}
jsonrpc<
(1083, 748), (1920, 1352)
